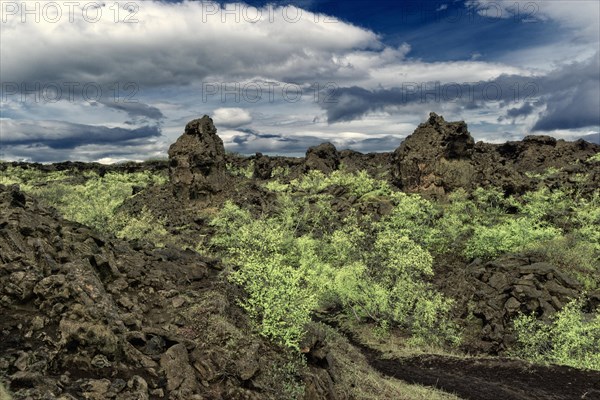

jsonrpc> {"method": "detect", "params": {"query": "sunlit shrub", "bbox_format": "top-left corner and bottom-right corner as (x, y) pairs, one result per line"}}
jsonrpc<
(512, 298), (600, 371)
(464, 217), (562, 260)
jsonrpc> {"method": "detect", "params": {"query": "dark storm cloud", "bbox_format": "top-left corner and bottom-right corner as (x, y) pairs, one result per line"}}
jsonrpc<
(342, 136), (401, 153)
(504, 102), (535, 119)
(321, 54), (600, 132)
(0, 120), (161, 149)
(532, 83), (600, 131)
(226, 129), (309, 154)
(233, 128), (286, 142)
(99, 101), (165, 121)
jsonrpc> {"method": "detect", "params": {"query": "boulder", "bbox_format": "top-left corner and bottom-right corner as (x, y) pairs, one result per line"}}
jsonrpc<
(160, 344), (198, 396)
(305, 142), (340, 173)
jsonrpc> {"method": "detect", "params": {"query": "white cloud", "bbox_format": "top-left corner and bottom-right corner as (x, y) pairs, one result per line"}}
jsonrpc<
(212, 107), (252, 128)
(466, 0), (599, 42)
(0, 1), (378, 87)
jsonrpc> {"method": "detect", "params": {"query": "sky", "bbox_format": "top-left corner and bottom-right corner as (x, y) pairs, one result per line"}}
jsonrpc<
(0, 0), (599, 163)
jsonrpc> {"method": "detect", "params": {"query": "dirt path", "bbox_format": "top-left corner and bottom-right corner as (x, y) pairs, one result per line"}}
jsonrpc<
(369, 353), (600, 400)
(319, 317), (600, 400)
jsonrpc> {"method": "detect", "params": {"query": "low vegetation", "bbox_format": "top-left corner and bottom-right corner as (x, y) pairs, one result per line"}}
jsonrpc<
(0, 166), (169, 244)
(513, 298), (600, 370)
(2, 162), (599, 374)
(210, 167), (599, 365)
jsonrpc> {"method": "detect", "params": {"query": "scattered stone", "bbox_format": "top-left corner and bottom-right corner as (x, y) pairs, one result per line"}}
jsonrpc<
(160, 344), (198, 395)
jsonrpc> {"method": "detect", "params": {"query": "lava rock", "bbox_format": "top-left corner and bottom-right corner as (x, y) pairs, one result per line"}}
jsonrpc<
(168, 115), (226, 199)
(468, 255), (583, 354)
(305, 142), (340, 173)
(391, 112), (475, 194)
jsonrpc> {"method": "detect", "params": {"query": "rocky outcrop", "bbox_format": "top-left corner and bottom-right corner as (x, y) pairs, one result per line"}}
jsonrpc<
(0, 184), (218, 399)
(305, 142), (340, 173)
(473, 135), (600, 195)
(391, 112), (476, 194)
(466, 255), (584, 354)
(168, 116), (226, 200)
(391, 113), (600, 195)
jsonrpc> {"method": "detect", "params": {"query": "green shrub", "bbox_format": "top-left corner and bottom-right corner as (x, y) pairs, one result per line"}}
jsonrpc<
(572, 192), (600, 252)
(288, 169), (392, 199)
(430, 189), (476, 254)
(526, 236), (600, 290)
(271, 166), (291, 179)
(587, 153), (600, 163)
(519, 188), (571, 226)
(111, 207), (169, 246)
(212, 207), (317, 350)
(40, 171), (165, 233)
(512, 299), (600, 370)
(1, 166), (168, 243)
(226, 160), (255, 178)
(212, 192), (459, 350)
(464, 217), (562, 260)
(379, 192), (440, 248)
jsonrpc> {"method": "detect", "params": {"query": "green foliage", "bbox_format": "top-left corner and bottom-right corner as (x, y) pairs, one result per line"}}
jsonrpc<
(253, 171), (600, 350)
(212, 202), (317, 350)
(572, 191), (600, 252)
(226, 160), (254, 178)
(431, 189), (476, 253)
(526, 236), (599, 290)
(379, 192), (440, 248)
(41, 171), (165, 233)
(325, 227), (458, 346)
(271, 166), (291, 179)
(525, 166), (562, 180)
(264, 180), (290, 193)
(287, 169), (392, 199)
(519, 188), (571, 225)
(587, 153), (600, 163)
(464, 217), (562, 260)
(1, 166), (168, 244)
(212, 174), (459, 350)
(512, 299), (600, 371)
(0, 166), (70, 188)
(111, 207), (169, 246)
